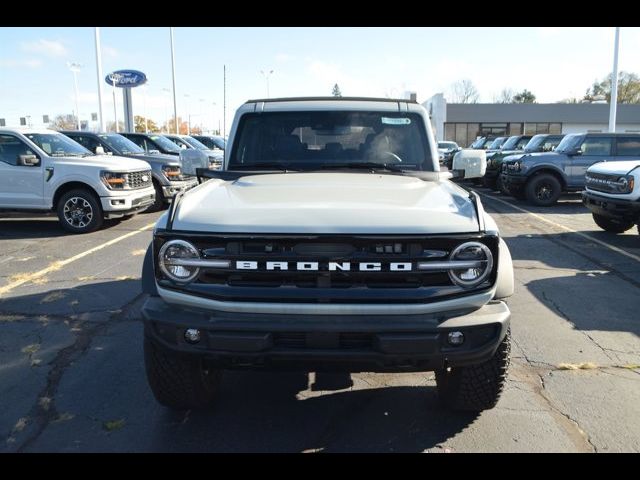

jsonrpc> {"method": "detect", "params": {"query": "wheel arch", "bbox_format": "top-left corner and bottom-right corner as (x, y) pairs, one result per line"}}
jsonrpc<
(526, 166), (568, 189)
(52, 182), (101, 210)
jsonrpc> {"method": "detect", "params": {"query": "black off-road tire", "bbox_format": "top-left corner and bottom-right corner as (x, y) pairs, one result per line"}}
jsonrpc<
(435, 329), (511, 411)
(56, 188), (104, 234)
(525, 173), (562, 206)
(591, 213), (635, 234)
(144, 337), (222, 410)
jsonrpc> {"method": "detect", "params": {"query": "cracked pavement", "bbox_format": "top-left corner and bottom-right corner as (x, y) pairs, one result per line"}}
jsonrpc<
(1, 190), (639, 452)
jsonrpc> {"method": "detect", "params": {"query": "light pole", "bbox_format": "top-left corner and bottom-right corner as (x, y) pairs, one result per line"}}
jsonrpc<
(162, 88), (170, 132)
(94, 28), (105, 131)
(184, 93), (190, 135)
(609, 27), (621, 133)
(109, 72), (122, 132)
(67, 62), (82, 130)
(199, 98), (205, 133)
(169, 27), (179, 134)
(260, 69), (274, 98)
(143, 83), (149, 133)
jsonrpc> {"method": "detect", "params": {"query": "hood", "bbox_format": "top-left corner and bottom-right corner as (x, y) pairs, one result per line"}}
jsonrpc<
(588, 160), (640, 176)
(122, 152), (180, 166)
(170, 172), (480, 234)
(50, 154), (151, 171)
(205, 149), (224, 161)
(503, 153), (526, 162)
(520, 151), (567, 162)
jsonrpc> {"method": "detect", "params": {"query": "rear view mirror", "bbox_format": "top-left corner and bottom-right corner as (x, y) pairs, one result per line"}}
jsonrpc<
(18, 154), (40, 166)
(452, 149), (486, 179)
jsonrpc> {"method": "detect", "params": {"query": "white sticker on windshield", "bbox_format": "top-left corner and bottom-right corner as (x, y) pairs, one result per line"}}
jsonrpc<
(381, 117), (411, 125)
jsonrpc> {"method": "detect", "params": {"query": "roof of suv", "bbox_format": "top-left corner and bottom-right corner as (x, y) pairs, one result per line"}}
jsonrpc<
(245, 96), (418, 104)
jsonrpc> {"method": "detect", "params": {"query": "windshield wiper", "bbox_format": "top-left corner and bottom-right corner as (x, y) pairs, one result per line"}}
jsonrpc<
(314, 162), (405, 172)
(231, 162), (299, 171)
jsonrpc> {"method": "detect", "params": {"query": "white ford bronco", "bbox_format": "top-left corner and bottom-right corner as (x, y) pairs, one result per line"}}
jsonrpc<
(583, 160), (640, 235)
(141, 97), (515, 411)
(0, 128), (155, 233)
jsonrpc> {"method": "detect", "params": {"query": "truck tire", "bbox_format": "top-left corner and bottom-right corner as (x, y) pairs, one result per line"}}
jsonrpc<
(592, 213), (635, 233)
(146, 180), (166, 213)
(56, 189), (104, 234)
(525, 173), (562, 206)
(144, 337), (222, 410)
(435, 329), (510, 411)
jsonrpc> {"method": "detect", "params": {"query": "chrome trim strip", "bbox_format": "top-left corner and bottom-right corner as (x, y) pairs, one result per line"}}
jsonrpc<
(156, 285), (496, 316)
(168, 258), (230, 268)
(417, 260), (484, 270)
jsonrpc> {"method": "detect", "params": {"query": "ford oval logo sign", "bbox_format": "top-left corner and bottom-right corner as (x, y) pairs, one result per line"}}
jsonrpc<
(105, 70), (147, 88)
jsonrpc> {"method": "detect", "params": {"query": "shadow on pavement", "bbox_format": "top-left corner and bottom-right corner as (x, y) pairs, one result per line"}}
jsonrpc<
(0, 215), (123, 240)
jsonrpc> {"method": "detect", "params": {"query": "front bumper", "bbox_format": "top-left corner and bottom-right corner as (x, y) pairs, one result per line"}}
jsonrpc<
(501, 172), (527, 193)
(100, 186), (156, 218)
(582, 190), (640, 222)
(161, 178), (199, 200)
(142, 295), (511, 372)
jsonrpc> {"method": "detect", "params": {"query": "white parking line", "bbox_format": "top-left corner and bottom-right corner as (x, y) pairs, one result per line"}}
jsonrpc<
(0, 222), (156, 297)
(478, 192), (640, 264)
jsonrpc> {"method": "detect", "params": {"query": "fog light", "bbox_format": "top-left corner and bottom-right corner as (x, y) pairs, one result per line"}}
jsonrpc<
(184, 328), (201, 344)
(447, 331), (465, 346)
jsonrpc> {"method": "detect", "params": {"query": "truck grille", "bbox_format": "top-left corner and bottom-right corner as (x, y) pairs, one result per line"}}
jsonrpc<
(154, 234), (499, 304)
(585, 172), (625, 194)
(126, 170), (152, 189)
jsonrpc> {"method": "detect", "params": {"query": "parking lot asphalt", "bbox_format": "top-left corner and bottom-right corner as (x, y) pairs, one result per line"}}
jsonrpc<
(1, 189), (639, 453)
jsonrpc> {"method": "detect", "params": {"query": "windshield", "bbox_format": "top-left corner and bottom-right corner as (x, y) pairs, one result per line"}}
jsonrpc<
(26, 133), (92, 157)
(487, 137), (506, 149)
(212, 137), (226, 149)
(99, 134), (145, 154)
(523, 135), (547, 152)
(150, 135), (182, 153)
(470, 138), (485, 148)
(181, 136), (211, 150)
(229, 111), (432, 171)
(500, 136), (521, 150)
(555, 134), (583, 153)
(438, 142), (457, 150)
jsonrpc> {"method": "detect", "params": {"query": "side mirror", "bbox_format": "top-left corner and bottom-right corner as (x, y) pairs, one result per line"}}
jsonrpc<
(95, 145), (105, 155)
(181, 144), (187, 150)
(451, 149), (486, 179)
(18, 154), (40, 166)
(568, 148), (582, 156)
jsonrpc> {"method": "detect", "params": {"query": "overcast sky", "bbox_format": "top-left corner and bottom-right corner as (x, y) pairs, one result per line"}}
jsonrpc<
(1, 27), (639, 132)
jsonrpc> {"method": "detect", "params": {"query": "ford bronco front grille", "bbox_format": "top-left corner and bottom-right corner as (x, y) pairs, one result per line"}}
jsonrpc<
(154, 233), (499, 304)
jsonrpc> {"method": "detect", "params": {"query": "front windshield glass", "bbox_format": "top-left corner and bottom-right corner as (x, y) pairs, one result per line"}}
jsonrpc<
(470, 138), (485, 148)
(438, 142), (457, 149)
(181, 136), (211, 150)
(150, 135), (182, 153)
(166, 136), (192, 149)
(524, 135), (547, 152)
(26, 133), (92, 157)
(500, 136), (520, 150)
(487, 137), (506, 149)
(212, 137), (226, 149)
(229, 111), (432, 171)
(555, 134), (583, 153)
(99, 134), (145, 154)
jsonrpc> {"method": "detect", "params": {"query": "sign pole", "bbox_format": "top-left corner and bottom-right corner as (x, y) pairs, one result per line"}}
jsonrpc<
(170, 27), (179, 134)
(94, 28), (105, 132)
(608, 27), (621, 133)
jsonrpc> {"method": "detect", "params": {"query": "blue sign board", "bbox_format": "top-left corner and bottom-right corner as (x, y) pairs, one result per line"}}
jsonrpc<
(105, 70), (147, 88)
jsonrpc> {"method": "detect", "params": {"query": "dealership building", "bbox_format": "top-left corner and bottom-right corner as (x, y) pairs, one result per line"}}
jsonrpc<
(423, 93), (640, 147)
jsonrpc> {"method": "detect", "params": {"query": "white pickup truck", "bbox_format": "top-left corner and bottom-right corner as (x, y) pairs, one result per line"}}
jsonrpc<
(0, 128), (155, 233)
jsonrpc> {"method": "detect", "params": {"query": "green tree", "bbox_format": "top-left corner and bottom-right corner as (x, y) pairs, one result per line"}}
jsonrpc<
(513, 89), (536, 103)
(134, 115), (160, 133)
(583, 71), (640, 104)
(332, 83), (342, 97)
(51, 114), (78, 130)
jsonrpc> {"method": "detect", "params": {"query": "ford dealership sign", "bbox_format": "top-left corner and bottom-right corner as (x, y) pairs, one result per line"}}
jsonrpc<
(105, 70), (147, 88)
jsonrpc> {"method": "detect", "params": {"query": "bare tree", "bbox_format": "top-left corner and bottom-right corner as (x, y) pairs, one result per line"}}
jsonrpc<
(51, 114), (78, 130)
(493, 88), (514, 103)
(449, 79), (479, 104)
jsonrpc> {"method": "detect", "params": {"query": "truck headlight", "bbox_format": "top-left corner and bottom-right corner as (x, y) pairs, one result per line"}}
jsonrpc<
(617, 175), (634, 193)
(158, 240), (201, 283)
(162, 165), (184, 181)
(448, 242), (493, 288)
(100, 171), (127, 190)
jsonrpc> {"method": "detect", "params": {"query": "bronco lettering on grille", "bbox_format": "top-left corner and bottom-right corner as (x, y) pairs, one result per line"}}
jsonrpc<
(235, 261), (414, 272)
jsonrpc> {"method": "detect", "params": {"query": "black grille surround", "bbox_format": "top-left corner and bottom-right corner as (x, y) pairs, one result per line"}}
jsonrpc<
(126, 170), (153, 190)
(153, 232), (500, 305)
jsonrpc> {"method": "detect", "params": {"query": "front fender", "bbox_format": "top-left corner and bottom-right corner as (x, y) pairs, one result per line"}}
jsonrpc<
(494, 237), (514, 299)
(141, 243), (158, 296)
(526, 164), (568, 185)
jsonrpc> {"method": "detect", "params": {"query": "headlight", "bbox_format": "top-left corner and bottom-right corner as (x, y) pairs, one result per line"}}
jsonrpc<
(617, 175), (634, 193)
(101, 171), (127, 190)
(513, 161), (520, 171)
(158, 240), (201, 283)
(448, 242), (493, 288)
(162, 165), (184, 181)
